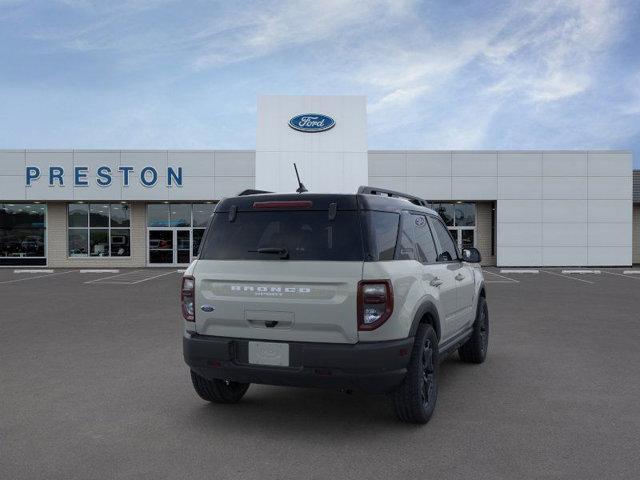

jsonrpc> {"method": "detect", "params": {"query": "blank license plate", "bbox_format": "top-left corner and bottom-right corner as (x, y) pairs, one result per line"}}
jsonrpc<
(248, 341), (289, 367)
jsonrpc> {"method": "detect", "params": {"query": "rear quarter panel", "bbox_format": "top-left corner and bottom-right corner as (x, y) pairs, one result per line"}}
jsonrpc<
(359, 260), (443, 342)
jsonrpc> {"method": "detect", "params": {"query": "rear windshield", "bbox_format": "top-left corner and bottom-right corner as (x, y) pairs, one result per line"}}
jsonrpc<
(199, 211), (365, 261)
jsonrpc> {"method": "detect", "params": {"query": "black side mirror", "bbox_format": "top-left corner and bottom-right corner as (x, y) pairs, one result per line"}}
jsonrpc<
(461, 247), (481, 263)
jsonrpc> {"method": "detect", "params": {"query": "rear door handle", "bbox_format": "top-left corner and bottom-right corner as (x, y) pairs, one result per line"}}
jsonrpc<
(455, 273), (465, 281)
(430, 277), (443, 287)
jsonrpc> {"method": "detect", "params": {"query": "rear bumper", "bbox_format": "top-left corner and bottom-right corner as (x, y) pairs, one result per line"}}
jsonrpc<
(183, 332), (414, 394)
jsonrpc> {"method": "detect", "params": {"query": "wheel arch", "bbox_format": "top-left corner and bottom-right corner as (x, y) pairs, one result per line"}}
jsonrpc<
(409, 301), (442, 341)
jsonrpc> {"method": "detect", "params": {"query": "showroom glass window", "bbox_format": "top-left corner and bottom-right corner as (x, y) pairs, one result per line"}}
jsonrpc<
(68, 203), (131, 257)
(0, 203), (46, 262)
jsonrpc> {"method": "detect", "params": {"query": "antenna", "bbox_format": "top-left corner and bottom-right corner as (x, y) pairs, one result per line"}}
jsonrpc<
(293, 163), (308, 193)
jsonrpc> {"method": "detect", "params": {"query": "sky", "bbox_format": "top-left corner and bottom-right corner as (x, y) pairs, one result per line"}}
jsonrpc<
(0, 0), (639, 167)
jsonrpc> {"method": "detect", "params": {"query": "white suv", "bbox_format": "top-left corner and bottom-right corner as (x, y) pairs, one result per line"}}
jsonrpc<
(182, 187), (488, 423)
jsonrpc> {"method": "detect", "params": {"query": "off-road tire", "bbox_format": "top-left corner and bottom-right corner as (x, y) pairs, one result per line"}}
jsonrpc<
(391, 324), (438, 424)
(458, 296), (489, 364)
(190, 370), (250, 403)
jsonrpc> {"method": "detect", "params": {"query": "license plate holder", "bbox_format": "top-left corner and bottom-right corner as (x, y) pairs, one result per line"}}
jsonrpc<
(248, 341), (290, 367)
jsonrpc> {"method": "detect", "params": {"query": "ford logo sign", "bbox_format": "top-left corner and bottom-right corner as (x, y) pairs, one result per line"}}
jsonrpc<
(288, 114), (335, 133)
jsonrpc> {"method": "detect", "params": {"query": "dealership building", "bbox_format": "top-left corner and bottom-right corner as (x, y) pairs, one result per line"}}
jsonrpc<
(0, 95), (638, 268)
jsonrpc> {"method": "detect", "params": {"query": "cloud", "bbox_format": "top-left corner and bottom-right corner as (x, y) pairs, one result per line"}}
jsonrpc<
(0, 0), (637, 162)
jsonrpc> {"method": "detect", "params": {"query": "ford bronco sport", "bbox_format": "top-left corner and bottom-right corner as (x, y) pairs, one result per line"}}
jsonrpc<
(182, 187), (488, 423)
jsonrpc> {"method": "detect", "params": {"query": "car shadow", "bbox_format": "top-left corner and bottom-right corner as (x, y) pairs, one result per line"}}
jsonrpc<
(179, 354), (473, 434)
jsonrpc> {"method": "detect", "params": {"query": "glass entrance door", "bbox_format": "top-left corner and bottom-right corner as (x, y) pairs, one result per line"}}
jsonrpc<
(148, 229), (192, 265)
(149, 230), (174, 264)
(176, 229), (191, 264)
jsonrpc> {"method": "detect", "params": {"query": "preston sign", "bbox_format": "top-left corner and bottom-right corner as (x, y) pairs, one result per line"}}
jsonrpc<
(24, 165), (183, 188)
(288, 114), (335, 133)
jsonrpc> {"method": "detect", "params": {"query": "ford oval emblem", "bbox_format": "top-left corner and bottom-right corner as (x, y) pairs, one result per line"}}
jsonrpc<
(288, 114), (335, 133)
(200, 305), (215, 312)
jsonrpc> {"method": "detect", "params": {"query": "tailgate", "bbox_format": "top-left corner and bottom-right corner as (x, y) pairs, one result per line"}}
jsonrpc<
(193, 260), (363, 344)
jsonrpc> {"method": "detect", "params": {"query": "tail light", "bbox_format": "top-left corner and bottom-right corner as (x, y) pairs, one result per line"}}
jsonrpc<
(181, 276), (195, 321)
(357, 280), (393, 331)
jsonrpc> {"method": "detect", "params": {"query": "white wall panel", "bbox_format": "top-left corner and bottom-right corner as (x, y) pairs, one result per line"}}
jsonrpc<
(168, 151), (215, 177)
(120, 151), (167, 171)
(588, 152), (631, 176)
(73, 178), (122, 201)
(407, 152), (451, 176)
(587, 176), (632, 199)
(587, 199), (631, 223)
(542, 152), (587, 176)
(215, 151), (254, 177)
(214, 177), (254, 198)
(543, 247), (587, 266)
(344, 153), (368, 191)
(26, 180), (73, 200)
(543, 177), (587, 199)
(168, 177), (215, 200)
(121, 177), (169, 201)
(74, 151), (121, 172)
(588, 246), (632, 266)
(0, 176), (26, 200)
(0, 150), (25, 176)
(451, 177), (497, 199)
(542, 199), (587, 223)
(452, 152), (497, 177)
(543, 223), (587, 246)
(587, 223), (631, 247)
(497, 152), (542, 176)
(369, 153), (406, 177)
(368, 176), (407, 193)
(406, 177), (451, 199)
(497, 246), (542, 266)
(498, 177), (542, 199)
(497, 200), (542, 223)
(497, 223), (542, 246)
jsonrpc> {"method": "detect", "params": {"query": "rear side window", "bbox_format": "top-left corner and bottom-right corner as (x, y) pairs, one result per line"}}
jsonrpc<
(428, 216), (459, 262)
(412, 215), (438, 263)
(396, 212), (437, 263)
(199, 211), (364, 261)
(364, 211), (400, 261)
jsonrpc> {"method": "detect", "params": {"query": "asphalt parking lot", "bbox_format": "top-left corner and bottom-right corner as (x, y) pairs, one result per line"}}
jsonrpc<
(1, 267), (640, 479)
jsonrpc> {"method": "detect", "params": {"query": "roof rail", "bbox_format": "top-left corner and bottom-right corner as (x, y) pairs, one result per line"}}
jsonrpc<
(357, 186), (429, 207)
(237, 189), (272, 196)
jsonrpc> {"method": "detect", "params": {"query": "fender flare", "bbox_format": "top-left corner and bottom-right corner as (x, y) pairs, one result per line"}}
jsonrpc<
(408, 301), (442, 341)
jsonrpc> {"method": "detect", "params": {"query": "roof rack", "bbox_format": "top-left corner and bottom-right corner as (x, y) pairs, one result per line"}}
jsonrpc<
(238, 189), (272, 196)
(357, 186), (429, 207)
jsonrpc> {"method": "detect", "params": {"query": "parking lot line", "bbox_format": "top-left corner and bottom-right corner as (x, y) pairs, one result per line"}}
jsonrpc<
(79, 269), (120, 273)
(0, 270), (74, 285)
(483, 270), (519, 283)
(500, 269), (539, 274)
(84, 270), (145, 284)
(603, 271), (640, 281)
(129, 270), (179, 284)
(541, 270), (594, 284)
(561, 269), (601, 274)
(14, 269), (54, 273)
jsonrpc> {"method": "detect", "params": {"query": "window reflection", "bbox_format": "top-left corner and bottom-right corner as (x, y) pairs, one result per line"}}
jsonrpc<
(68, 203), (130, 257)
(0, 203), (46, 258)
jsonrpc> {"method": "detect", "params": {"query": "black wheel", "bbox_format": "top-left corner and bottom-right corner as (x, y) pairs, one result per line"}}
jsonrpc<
(391, 324), (438, 424)
(190, 370), (250, 404)
(458, 296), (489, 364)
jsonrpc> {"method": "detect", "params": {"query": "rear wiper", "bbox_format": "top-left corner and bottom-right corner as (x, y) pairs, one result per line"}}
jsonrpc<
(249, 247), (290, 259)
